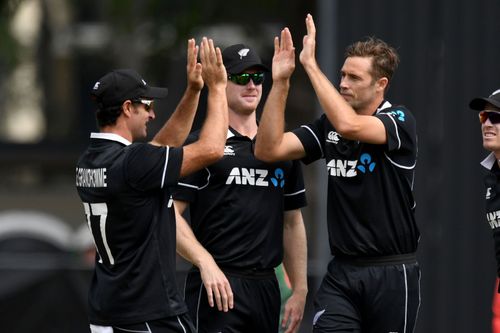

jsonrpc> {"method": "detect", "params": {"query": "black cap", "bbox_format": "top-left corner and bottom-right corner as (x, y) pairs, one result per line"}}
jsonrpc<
(91, 69), (168, 108)
(222, 44), (270, 74)
(469, 89), (500, 111)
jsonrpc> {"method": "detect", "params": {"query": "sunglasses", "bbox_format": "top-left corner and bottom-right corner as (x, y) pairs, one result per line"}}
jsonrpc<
(479, 110), (500, 124)
(131, 99), (154, 111)
(228, 73), (265, 86)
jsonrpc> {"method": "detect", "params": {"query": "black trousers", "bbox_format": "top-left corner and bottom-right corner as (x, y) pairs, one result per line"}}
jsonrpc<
(90, 313), (196, 333)
(313, 257), (421, 333)
(184, 269), (280, 333)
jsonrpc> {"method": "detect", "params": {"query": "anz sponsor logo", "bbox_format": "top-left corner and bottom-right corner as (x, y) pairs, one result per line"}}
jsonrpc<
(327, 153), (376, 178)
(226, 167), (285, 188)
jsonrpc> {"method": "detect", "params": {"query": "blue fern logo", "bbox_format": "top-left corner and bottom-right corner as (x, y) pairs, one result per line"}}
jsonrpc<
(271, 168), (285, 188)
(390, 110), (405, 122)
(357, 153), (376, 173)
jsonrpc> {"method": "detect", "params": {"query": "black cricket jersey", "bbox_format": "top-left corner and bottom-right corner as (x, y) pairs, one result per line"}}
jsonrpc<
(75, 132), (186, 325)
(481, 153), (500, 281)
(173, 128), (307, 271)
(293, 101), (419, 257)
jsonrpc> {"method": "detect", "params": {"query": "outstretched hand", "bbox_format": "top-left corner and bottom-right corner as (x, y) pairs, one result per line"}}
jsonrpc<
(272, 28), (296, 82)
(299, 14), (317, 69)
(186, 38), (203, 91)
(199, 37), (227, 89)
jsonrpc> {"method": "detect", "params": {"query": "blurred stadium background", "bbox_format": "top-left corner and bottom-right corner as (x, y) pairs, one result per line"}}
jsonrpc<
(0, 0), (499, 332)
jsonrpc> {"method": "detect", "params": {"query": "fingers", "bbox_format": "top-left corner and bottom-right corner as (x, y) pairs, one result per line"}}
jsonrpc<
(187, 38), (196, 67)
(281, 27), (294, 50)
(215, 46), (223, 67)
(200, 37), (215, 64)
(306, 14), (316, 39)
(205, 285), (215, 308)
(203, 276), (234, 312)
(206, 282), (233, 312)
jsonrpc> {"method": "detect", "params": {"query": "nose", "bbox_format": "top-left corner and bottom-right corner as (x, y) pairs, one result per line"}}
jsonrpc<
(339, 77), (348, 90)
(246, 79), (257, 89)
(149, 109), (155, 120)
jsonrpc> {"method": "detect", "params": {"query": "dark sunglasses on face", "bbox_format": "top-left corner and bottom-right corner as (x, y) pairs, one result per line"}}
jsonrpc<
(479, 110), (500, 124)
(131, 99), (154, 111)
(228, 73), (265, 86)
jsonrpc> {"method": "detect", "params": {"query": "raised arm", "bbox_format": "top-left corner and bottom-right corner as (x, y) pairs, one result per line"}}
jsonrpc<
(174, 200), (233, 312)
(180, 37), (228, 177)
(151, 38), (204, 147)
(299, 14), (386, 144)
(255, 28), (306, 163)
(281, 209), (308, 333)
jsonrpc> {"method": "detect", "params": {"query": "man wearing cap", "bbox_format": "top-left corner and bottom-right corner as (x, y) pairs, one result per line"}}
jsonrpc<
(471, 89), (500, 333)
(470, 88), (500, 281)
(173, 29), (308, 333)
(76, 38), (228, 333)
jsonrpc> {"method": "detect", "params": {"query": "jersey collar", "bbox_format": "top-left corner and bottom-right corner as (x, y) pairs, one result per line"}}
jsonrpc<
(481, 152), (497, 170)
(375, 100), (393, 114)
(90, 132), (132, 146)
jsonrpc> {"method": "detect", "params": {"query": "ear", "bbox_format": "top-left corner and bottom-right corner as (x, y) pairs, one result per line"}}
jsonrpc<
(376, 77), (389, 93)
(121, 100), (133, 118)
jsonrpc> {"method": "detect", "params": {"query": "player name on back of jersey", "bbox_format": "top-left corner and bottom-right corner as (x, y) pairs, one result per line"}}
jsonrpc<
(76, 167), (108, 188)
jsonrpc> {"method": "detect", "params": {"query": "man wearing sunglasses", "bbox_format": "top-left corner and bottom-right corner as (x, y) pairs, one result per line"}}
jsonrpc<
(256, 15), (420, 333)
(470, 89), (500, 332)
(76, 38), (228, 333)
(173, 39), (308, 333)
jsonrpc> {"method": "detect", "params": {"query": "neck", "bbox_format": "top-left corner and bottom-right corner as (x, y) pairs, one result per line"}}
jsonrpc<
(229, 109), (258, 138)
(100, 121), (133, 142)
(357, 96), (385, 116)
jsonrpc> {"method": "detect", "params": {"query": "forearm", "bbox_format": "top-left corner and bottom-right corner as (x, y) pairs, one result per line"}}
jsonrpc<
(197, 86), (228, 154)
(283, 211), (308, 296)
(152, 86), (201, 147)
(254, 80), (289, 161)
(303, 62), (358, 136)
(176, 213), (215, 269)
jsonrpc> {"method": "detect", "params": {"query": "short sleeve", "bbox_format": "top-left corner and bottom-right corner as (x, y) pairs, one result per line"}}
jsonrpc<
(124, 143), (183, 191)
(376, 106), (417, 167)
(292, 115), (327, 165)
(283, 160), (307, 211)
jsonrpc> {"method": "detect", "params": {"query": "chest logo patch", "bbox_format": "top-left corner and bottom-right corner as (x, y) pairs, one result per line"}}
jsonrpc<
(389, 109), (406, 122)
(224, 145), (235, 156)
(271, 168), (285, 188)
(357, 153), (376, 173)
(326, 131), (340, 144)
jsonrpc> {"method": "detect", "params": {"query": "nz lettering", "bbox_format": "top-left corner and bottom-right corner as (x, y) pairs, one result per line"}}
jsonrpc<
(76, 167), (107, 188)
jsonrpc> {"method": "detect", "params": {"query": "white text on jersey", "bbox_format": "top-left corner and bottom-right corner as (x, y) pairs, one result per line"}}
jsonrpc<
(487, 210), (500, 229)
(76, 167), (108, 187)
(226, 167), (268, 186)
(326, 159), (358, 177)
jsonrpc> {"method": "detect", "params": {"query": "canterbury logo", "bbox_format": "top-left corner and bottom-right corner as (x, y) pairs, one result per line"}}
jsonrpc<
(238, 48), (250, 59)
(93, 82), (100, 90)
